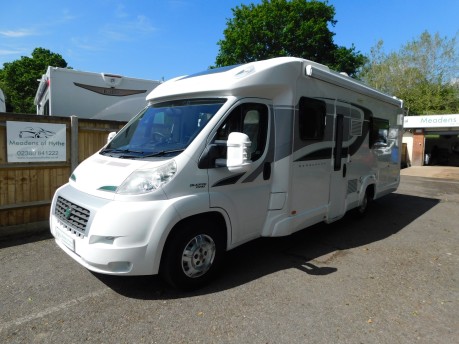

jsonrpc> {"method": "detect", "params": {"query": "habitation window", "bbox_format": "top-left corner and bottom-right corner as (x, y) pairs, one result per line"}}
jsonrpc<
(370, 117), (390, 148)
(299, 97), (326, 140)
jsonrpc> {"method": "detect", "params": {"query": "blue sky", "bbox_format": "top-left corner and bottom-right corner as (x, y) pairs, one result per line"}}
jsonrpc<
(0, 0), (458, 81)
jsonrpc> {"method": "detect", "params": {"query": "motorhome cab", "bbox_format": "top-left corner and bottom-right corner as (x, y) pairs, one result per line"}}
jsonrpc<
(50, 57), (404, 290)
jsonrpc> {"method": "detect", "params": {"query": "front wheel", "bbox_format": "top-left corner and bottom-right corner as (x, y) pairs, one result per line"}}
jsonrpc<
(160, 220), (225, 290)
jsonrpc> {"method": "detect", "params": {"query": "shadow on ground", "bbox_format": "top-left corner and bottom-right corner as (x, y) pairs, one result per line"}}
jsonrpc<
(94, 192), (439, 299)
(0, 230), (51, 249)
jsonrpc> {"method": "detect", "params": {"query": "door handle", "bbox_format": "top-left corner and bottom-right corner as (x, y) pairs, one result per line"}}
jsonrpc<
(343, 163), (347, 178)
(263, 162), (271, 180)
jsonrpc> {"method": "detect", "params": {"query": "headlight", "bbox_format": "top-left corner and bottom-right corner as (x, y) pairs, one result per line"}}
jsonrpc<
(116, 160), (177, 195)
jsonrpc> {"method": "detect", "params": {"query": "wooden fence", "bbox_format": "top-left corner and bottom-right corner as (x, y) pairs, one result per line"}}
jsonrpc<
(0, 113), (126, 239)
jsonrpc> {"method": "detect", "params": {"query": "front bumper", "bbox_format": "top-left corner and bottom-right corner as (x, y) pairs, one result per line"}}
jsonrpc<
(50, 184), (179, 275)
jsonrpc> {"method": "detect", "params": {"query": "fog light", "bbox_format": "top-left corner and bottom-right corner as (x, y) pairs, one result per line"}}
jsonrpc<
(107, 261), (132, 273)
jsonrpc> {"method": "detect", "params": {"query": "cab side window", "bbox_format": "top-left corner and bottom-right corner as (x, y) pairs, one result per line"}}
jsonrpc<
(216, 103), (268, 161)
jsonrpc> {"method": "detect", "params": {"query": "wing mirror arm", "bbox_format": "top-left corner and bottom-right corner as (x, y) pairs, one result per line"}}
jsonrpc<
(198, 144), (220, 169)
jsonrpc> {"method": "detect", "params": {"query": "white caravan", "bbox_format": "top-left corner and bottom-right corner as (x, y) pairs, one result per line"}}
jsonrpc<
(50, 57), (404, 290)
(34, 66), (161, 121)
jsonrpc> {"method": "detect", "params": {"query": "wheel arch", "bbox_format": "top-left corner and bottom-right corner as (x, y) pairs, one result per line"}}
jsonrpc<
(158, 211), (229, 272)
(360, 174), (376, 204)
(365, 183), (375, 201)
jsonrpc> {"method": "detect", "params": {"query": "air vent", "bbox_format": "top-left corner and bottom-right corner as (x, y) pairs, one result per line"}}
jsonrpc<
(347, 179), (358, 194)
(351, 119), (363, 136)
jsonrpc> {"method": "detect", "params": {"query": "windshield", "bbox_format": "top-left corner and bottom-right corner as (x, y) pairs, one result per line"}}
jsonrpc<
(100, 98), (226, 158)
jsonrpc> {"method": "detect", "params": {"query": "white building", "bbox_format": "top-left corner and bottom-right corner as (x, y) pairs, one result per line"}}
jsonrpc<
(403, 114), (459, 166)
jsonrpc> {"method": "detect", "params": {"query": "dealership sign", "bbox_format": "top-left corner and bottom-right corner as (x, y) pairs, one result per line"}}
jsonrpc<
(7, 121), (66, 162)
(404, 114), (459, 128)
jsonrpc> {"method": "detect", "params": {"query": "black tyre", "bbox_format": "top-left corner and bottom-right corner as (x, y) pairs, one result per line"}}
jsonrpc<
(160, 219), (225, 290)
(356, 188), (372, 217)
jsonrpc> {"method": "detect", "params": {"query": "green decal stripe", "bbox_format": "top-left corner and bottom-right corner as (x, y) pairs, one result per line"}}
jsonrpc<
(98, 186), (117, 192)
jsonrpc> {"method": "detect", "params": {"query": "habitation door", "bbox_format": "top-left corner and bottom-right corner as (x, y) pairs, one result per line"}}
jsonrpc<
(290, 97), (331, 226)
(206, 99), (273, 245)
(328, 112), (348, 220)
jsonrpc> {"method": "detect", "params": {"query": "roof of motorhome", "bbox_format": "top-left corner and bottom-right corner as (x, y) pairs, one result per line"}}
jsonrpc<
(147, 57), (323, 101)
(146, 57), (402, 107)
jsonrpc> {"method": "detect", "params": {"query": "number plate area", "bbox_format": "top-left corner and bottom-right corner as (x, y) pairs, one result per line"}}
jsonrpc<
(55, 224), (75, 252)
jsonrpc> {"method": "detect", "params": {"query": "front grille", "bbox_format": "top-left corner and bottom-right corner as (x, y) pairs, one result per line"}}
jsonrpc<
(55, 196), (90, 234)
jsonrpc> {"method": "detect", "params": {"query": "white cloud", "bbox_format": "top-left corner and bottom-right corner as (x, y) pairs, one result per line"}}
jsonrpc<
(115, 4), (129, 18)
(70, 37), (105, 52)
(134, 15), (155, 34)
(100, 14), (156, 42)
(0, 29), (38, 38)
(0, 48), (26, 56)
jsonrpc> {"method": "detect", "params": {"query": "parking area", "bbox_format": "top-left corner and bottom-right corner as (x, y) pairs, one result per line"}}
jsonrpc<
(0, 169), (458, 343)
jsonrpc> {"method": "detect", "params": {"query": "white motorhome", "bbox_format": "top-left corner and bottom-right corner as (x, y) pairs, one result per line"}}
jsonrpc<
(0, 88), (5, 112)
(50, 57), (404, 290)
(34, 66), (161, 121)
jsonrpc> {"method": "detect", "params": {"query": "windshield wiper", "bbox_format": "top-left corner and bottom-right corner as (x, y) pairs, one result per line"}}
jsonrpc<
(142, 149), (185, 157)
(100, 148), (184, 158)
(100, 148), (145, 157)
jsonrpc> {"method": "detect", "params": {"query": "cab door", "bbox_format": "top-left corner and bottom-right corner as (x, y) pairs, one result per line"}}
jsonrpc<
(204, 99), (273, 245)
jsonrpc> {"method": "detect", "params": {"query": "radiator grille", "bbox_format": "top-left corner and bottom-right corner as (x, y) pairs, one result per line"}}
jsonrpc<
(55, 196), (90, 234)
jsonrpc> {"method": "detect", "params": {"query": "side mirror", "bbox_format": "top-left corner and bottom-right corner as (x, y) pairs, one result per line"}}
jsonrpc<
(197, 132), (252, 170)
(107, 131), (117, 143)
(227, 132), (251, 171)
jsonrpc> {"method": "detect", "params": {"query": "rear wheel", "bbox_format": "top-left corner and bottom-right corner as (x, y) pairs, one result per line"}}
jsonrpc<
(356, 187), (372, 217)
(160, 219), (225, 290)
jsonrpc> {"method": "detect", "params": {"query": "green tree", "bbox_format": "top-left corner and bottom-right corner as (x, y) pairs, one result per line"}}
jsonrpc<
(214, 0), (365, 76)
(359, 32), (459, 115)
(0, 48), (68, 113)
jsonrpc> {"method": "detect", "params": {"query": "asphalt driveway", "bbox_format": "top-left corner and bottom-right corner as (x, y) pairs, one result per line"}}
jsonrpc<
(0, 170), (458, 343)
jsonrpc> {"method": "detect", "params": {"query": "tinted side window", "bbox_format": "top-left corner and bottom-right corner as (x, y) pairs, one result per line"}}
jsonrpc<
(215, 103), (268, 161)
(299, 97), (326, 140)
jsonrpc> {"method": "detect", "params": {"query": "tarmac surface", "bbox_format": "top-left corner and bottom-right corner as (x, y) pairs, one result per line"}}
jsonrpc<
(400, 166), (459, 180)
(0, 166), (458, 343)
